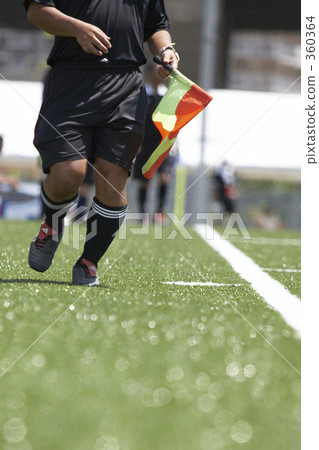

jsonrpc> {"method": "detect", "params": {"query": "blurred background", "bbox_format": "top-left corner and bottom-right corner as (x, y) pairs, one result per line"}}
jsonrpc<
(0, 0), (301, 229)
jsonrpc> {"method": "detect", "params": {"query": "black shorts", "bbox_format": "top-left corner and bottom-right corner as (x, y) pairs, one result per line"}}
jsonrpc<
(34, 65), (147, 174)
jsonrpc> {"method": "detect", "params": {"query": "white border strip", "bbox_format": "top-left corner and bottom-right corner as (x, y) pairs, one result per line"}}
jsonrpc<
(194, 224), (301, 334)
(230, 237), (301, 246)
(263, 268), (301, 273)
(163, 281), (242, 287)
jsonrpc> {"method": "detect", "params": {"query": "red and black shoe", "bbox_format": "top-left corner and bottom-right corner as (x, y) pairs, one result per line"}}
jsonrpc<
(72, 258), (99, 286)
(28, 222), (63, 272)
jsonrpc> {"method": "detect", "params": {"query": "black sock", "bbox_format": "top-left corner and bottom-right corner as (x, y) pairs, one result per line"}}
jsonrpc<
(41, 185), (78, 234)
(138, 185), (147, 214)
(158, 183), (167, 213)
(80, 197), (127, 266)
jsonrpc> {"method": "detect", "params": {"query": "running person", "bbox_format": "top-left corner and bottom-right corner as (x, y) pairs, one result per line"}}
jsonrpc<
(24, 0), (179, 285)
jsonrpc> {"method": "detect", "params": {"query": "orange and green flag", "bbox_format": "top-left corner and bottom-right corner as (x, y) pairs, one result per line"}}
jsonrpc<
(142, 65), (213, 179)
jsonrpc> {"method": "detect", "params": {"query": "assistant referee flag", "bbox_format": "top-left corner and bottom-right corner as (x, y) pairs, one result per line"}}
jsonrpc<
(142, 69), (213, 179)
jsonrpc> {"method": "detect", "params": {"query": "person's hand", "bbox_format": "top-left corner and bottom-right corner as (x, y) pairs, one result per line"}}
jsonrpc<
(157, 49), (179, 78)
(74, 22), (112, 56)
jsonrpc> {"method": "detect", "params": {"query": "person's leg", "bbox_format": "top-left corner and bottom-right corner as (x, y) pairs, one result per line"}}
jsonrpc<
(41, 159), (87, 232)
(66, 162), (95, 224)
(44, 160), (86, 201)
(153, 172), (170, 224)
(69, 183), (90, 223)
(157, 172), (170, 213)
(77, 183), (90, 208)
(94, 157), (128, 207)
(73, 162), (95, 221)
(29, 159), (87, 272)
(73, 158), (129, 285)
(72, 69), (147, 285)
(138, 179), (149, 214)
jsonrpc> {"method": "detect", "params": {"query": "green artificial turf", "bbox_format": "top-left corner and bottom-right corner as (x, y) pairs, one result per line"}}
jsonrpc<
(226, 228), (301, 298)
(0, 221), (300, 449)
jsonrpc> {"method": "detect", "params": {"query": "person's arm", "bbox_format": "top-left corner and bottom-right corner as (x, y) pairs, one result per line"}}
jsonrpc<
(26, 2), (111, 56)
(147, 30), (179, 78)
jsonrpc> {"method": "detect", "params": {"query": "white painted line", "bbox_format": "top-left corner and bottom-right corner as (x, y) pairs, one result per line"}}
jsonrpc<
(194, 224), (301, 335)
(163, 281), (242, 287)
(262, 268), (301, 273)
(230, 237), (301, 246)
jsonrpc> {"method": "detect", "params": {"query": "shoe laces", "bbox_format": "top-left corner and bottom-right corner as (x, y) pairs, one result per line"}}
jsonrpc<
(35, 223), (59, 250)
(35, 235), (52, 250)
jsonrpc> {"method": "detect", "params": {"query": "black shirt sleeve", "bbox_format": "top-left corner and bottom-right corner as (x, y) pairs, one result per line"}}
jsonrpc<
(23, 0), (171, 67)
(24, 0), (56, 12)
(144, 0), (170, 42)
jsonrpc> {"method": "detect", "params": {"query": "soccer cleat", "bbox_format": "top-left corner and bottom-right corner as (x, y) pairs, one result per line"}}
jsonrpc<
(72, 258), (100, 286)
(28, 222), (63, 272)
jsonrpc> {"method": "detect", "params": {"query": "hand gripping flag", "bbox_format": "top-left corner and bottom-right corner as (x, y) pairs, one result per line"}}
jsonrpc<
(142, 57), (213, 179)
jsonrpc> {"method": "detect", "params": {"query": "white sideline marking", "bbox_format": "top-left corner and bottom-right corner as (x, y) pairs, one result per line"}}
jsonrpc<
(163, 281), (242, 287)
(263, 268), (301, 273)
(230, 237), (301, 246)
(194, 224), (301, 335)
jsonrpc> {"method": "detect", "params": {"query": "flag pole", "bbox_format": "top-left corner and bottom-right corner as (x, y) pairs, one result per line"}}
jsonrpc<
(197, 0), (221, 218)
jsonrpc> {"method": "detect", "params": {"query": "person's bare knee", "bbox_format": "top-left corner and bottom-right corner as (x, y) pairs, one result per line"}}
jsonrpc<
(95, 158), (128, 206)
(44, 160), (87, 201)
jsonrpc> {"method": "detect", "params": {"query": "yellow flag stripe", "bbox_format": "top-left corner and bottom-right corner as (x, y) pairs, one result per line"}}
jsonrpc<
(142, 136), (177, 175)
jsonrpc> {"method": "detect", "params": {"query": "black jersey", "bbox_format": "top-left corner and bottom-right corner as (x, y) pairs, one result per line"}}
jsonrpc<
(24, 0), (170, 68)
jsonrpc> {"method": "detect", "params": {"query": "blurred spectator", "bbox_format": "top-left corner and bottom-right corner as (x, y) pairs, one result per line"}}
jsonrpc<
(254, 205), (284, 230)
(0, 135), (20, 217)
(0, 135), (19, 190)
(212, 160), (237, 214)
(133, 64), (177, 223)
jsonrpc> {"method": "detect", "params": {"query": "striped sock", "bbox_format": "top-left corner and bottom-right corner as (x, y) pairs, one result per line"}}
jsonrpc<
(80, 197), (127, 266)
(41, 186), (78, 234)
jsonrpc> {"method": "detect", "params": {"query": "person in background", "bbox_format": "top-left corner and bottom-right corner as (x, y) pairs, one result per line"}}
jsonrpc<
(133, 64), (177, 223)
(254, 205), (284, 230)
(0, 135), (20, 217)
(0, 135), (19, 189)
(213, 160), (237, 215)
